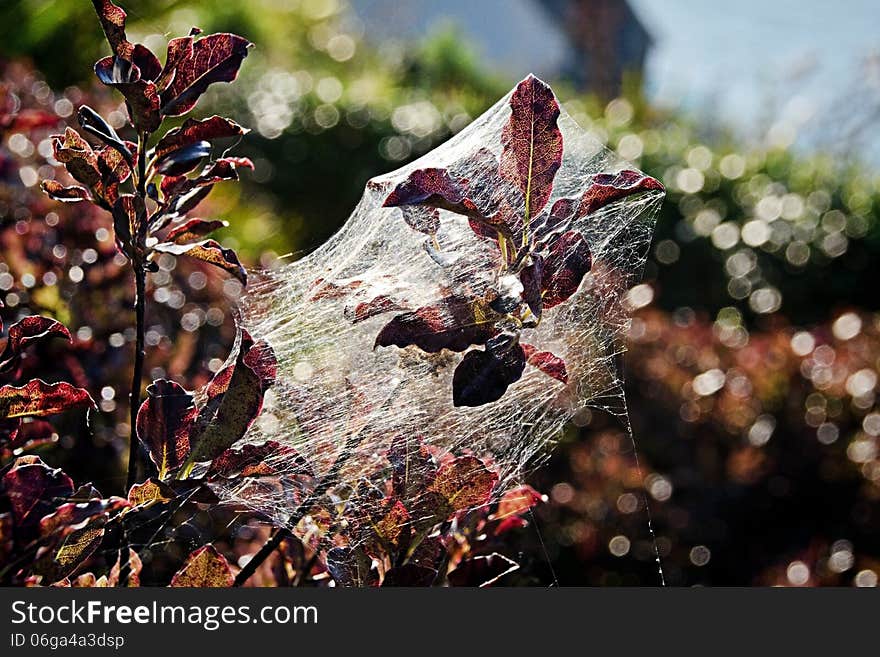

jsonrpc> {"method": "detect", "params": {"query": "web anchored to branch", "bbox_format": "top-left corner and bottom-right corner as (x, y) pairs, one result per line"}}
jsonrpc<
(217, 76), (664, 581)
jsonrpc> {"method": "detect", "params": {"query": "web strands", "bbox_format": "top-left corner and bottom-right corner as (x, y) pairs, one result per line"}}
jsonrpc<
(218, 76), (664, 549)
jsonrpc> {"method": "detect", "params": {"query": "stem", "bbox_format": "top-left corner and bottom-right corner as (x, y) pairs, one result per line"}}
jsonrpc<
(127, 265), (146, 491)
(232, 528), (289, 587)
(119, 133), (149, 587)
(233, 432), (362, 587)
(126, 132), (148, 493)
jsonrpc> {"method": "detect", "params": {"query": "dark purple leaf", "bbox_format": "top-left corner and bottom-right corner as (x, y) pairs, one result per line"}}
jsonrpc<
(447, 552), (518, 587)
(152, 239), (247, 285)
(577, 170), (665, 217)
(155, 140), (210, 176)
(94, 56), (161, 133)
(165, 218), (228, 244)
(500, 75), (563, 219)
(326, 547), (357, 587)
(160, 33), (253, 117)
(540, 230), (592, 308)
(382, 564), (437, 587)
(2, 455), (74, 526)
(383, 168), (485, 219)
(112, 194), (146, 260)
(519, 256), (544, 319)
(77, 105), (131, 165)
(135, 380), (197, 479)
(0, 315), (71, 372)
(375, 295), (498, 353)
(452, 345), (526, 407)
(154, 115), (247, 160)
(520, 344), (568, 383)
(0, 380), (95, 420)
(169, 545), (234, 587)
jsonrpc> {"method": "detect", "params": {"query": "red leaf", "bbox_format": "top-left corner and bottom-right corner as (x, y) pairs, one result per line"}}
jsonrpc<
(52, 128), (100, 187)
(207, 440), (303, 479)
(90, 0), (131, 58)
(0, 380), (95, 420)
(170, 545), (234, 587)
(347, 295), (408, 324)
(2, 455), (74, 526)
(160, 33), (253, 117)
(452, 345), (526, 407)
(152, 239), (247, 285)
(578, 170), (665, 217)
(154, 116), (247, 160)
(136, 380), (196, 479)
(184, 330), (275, 466)
(375, 296), (498, 353)
(39, 497), (128, 540)
(0, 315), (71, 372)
(428, 455), (498, 514)
(383, 168), (485, 219)
(308, 278), (362, 301)
(500, 75), (563, 219)
(495, 484), (545, 519)
(540, 230), (592, 308)
(165, 218), (228, 244)
(520, 344), (568, 383)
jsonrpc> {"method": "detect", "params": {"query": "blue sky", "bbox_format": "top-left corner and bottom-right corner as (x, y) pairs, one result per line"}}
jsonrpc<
(630, 0), (879, 151)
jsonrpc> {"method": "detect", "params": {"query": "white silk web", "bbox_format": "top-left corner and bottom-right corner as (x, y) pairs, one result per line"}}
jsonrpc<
(213, 81), (664, 552)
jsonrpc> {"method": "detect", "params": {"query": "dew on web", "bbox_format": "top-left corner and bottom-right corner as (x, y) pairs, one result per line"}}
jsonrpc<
(205, 76), (665, 582)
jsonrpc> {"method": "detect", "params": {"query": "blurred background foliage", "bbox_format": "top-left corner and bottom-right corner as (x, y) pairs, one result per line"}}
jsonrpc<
(1, 0), (879, 586)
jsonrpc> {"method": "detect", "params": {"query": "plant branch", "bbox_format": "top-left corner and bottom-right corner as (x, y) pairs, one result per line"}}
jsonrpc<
(120, 132), (149, 587)
(233, 432), (363, 587)
(126, 131), (149, 493)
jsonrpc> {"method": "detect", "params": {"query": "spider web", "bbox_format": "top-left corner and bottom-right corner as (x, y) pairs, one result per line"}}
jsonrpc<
(205, 81), (664, 571)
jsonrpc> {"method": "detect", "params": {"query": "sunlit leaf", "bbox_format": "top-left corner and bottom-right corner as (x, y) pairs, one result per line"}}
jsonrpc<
(135, 380), (196, 479)
(127, 478), (176, 507)
(169, 545), (234, 587)
(500, 75), (563, 220)
(0, 315), (71, 372)
(152, 239), (247, 285)
(428, 455), (498, 514)
(153, 116), (247, 160)
(165, 218), (228, 244)
(0, 380), (95, 420)
(520, 344), (568, 383)
(40, 180), (91, 203)
(160, 34), (253, 117)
